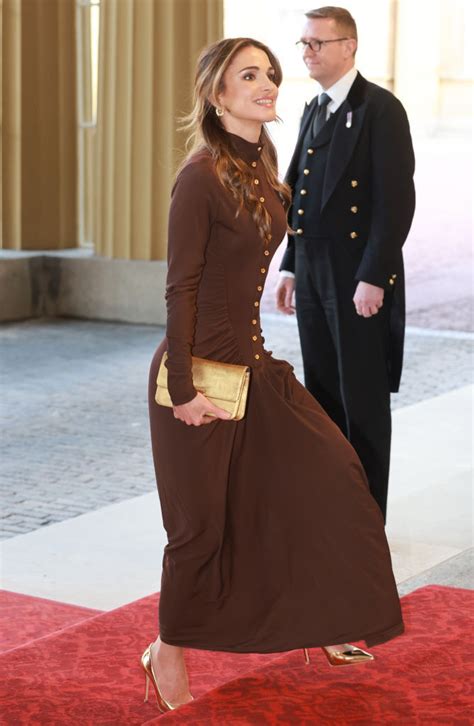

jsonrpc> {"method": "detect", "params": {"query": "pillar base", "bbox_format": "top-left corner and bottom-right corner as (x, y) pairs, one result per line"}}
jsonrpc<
(0, 250), (167, 324)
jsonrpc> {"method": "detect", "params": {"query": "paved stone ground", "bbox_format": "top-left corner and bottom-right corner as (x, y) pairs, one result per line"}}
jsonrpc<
(1, 316), (472, 540)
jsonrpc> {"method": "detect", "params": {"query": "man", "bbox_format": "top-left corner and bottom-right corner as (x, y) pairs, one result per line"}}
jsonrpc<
(276, 6), (415, 521)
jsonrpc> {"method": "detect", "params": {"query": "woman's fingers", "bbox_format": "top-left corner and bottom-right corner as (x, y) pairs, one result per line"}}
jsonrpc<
(204, 402), (232, 420)
(173, 393), (231, 426)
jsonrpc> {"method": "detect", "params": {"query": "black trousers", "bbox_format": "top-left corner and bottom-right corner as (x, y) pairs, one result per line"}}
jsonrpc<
(294, 237), (392, 521)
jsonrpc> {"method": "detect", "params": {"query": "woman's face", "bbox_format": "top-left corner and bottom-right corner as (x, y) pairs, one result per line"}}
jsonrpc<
(216, 46), (278, 139)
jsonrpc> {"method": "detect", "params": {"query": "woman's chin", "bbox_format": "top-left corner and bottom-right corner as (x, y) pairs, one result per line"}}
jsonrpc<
(258, 110), (277, 123)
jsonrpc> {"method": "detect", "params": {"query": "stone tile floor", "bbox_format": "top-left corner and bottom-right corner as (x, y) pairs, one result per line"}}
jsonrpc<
(1, 316), (472, 539)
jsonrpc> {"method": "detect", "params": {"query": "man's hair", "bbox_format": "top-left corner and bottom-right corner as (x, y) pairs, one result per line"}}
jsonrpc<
(305, 6), (358, 44)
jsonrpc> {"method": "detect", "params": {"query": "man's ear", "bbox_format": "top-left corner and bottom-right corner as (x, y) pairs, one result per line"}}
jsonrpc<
(346, 38), (357, 57)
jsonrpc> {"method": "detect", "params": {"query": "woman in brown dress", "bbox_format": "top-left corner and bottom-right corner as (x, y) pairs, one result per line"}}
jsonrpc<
(143, 38), (404, 712)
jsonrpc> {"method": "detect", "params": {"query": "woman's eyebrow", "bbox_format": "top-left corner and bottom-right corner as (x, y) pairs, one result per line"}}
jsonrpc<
(238, 65), (275, 73)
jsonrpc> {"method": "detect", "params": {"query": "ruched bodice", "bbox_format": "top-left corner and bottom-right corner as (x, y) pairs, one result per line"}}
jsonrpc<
(164, 135), (287, 403)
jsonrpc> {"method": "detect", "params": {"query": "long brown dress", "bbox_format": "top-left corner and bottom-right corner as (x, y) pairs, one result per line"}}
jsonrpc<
(148, 132), (404, 653)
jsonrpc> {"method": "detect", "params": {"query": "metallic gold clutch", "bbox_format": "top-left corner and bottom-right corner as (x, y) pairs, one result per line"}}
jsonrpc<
(155, 352), (250, 421)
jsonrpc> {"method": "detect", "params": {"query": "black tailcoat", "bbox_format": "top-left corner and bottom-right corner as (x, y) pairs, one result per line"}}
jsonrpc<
(281, 72), (416, 392)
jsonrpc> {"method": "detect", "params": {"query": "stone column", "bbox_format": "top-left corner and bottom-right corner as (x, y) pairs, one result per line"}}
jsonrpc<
(393, 0), (442, 128)
(94, 0), (223, 261)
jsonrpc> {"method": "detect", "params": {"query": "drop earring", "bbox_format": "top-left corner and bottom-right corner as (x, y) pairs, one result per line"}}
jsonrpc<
(215, 107), (224, 117)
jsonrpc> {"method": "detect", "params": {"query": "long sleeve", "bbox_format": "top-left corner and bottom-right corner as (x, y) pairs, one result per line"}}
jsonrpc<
(165, 158), (216, 406)
(279, 233), (296, 274)
(355, 95), (415, 288)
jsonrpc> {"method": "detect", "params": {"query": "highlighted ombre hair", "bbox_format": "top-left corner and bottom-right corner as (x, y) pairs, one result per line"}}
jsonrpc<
(179, 37), (291, 242)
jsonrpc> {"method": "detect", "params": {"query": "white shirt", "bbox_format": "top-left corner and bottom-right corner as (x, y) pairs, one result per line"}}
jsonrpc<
(322, 65), (358, 119)
(281, 66), (358, 279)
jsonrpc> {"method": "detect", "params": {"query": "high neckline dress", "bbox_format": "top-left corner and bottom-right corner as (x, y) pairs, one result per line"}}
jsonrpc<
(148, 131), (404, 653)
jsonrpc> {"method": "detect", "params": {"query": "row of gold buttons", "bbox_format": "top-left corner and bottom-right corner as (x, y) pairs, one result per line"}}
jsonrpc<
(295, 178), (360, 236)
(295, 147), (313, 220)
(252, 156), (266, 361)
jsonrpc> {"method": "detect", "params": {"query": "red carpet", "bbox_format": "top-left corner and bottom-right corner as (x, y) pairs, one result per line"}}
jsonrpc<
(0, 586), (472, 725)
(0, 590), (101, 654)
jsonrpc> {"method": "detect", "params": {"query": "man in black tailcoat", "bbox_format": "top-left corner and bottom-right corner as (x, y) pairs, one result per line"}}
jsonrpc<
(276, 6), (415, 521)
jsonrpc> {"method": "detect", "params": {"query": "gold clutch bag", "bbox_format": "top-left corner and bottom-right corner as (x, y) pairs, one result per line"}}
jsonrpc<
(155, 352), (250, 421)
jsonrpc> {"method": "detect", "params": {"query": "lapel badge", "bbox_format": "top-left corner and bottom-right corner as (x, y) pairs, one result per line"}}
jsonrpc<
(346, 111), (353, 128)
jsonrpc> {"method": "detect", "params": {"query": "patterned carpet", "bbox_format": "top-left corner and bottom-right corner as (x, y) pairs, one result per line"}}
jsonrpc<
(1, 586), (471, 725)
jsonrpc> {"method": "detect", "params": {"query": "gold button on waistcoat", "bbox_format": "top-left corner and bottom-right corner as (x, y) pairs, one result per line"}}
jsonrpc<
(350, 231), (358, 239)
(254, 301), (259, 307)
(254, 178), (259, 185)
(392, 273), (397, 279)
(251, 161), (257, 168)
(351, 206), (358, 213)
(259, 196), (265, 203)
(307, 148), (314, 155)
(254, 354), (260, 360)
(296, 228), (303, 234)
(257, 285), (263, 291)
(300, 189), (307, 195)
(298, 209), (304, 215)
(303, 169), (310, 175)
(257, 146), (262, 151)
(389, 279), (395, 285)
(351, 180), (358, 188)
(260, 267), (266, 274)
(264, 250), (270, 256)
(252, 335), (258, 341)
(252, 319), (257, 325)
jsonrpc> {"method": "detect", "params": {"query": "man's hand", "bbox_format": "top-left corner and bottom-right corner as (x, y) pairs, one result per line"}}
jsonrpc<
(276, 277), (296, 315)
(173, 392), (232, 426)
(353, 281), (384, 317)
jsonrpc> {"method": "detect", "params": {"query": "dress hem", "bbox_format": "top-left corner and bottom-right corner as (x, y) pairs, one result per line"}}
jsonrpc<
(159, 620), (404, 654)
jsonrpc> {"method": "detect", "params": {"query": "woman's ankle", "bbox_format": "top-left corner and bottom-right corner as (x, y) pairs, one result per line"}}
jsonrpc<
(154, 637), (185, 662)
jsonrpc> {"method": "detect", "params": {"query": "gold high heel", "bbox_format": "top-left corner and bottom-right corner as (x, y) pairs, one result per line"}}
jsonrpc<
(322, 644), (374, 666)
(141, 642), (193, 712)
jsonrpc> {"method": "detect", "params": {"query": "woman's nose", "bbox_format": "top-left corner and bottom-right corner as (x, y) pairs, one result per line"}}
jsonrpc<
(260, 78), (275, 94)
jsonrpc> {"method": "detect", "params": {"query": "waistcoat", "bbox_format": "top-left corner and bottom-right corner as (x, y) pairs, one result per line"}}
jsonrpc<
(291, 106), (342, 234)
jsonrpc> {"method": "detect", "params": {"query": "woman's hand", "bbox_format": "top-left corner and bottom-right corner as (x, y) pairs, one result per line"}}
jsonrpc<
(173, 392), (232, 426)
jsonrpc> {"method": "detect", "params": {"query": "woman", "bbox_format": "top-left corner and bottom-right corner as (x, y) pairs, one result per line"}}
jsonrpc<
(143, 37), (404, 712)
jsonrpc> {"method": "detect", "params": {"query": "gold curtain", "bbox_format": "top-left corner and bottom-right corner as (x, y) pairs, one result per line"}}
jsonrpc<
(94, 0), (223, 261)
(1, 0), (77, 250)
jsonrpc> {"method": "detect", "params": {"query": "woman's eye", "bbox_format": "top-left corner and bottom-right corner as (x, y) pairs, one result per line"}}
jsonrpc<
(243, 73), (255, 81)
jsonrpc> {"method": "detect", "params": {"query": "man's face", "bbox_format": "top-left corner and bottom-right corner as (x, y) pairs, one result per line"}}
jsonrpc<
(299, 18), (355, 87)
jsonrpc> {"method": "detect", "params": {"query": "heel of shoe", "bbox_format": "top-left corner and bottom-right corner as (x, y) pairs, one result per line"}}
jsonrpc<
(303, 648), (310, 665)
(144, 673), (150, 702)
(321, 645), (374, 667)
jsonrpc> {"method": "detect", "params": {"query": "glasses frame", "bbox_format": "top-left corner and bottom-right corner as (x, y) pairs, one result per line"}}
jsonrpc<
(296, 38), (350, 53)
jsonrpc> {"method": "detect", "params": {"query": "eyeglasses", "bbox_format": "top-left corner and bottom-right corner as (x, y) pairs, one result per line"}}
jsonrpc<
(296, 38), (350, 53)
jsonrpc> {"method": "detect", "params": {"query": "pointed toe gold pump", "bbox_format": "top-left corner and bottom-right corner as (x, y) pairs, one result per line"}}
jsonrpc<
(322, 644), (374, 666)
(141, 643), (178, 712)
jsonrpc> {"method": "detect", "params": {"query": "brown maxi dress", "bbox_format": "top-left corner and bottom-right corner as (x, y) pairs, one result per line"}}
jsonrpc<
(148, 132), (404, 654)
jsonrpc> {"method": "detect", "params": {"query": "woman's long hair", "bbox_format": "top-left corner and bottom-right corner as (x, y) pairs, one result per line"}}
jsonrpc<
(179, 38), (291, 242)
